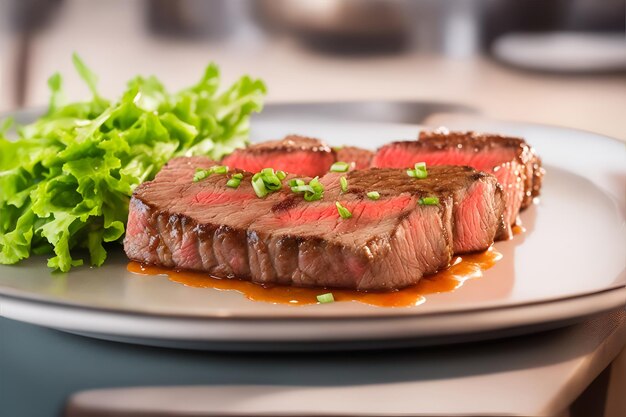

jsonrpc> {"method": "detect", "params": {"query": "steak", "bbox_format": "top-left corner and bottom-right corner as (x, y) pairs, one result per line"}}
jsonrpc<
(372, 129), (543, 239)
(335, 146), (374, 169)
(221, 135), (335, 177)
(124, 157), (504, 291)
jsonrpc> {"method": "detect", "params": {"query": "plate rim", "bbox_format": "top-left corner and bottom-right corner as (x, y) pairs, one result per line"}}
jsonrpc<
(0, 282), (624, 321)
(1, 287), (624, 348)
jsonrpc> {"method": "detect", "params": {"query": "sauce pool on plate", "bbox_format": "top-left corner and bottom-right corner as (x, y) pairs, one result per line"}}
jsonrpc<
(128, 247), (502, 307)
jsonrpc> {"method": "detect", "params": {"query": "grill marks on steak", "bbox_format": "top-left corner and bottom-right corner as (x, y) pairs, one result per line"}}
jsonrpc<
(372, 130), (543, 239)
(222, 135), (336, 177)
(124, 159), (504, 290)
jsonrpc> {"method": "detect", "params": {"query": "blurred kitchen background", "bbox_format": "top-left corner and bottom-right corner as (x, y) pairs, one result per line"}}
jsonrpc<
(0, 0), (624, 138)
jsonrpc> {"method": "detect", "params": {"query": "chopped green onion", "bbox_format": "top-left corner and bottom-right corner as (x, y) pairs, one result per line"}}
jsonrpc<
(291, 177), (324, 201)
(335, 201), (352, 219)
(276, 170), (287, 180)
(304, 177), (324, 201)
(260, 168), (282, 190)
(232, 173), (244, 179)
(252, 174), (269, 198)
(251, 168), (287, 197)
(226, 178), (241, 188)
(289, 178), (305, 187)
(304, 193), (322, 201)
(193, 165), (229, 182)
(212, 165), (229, 174)
(367, 191), (380, 200)
(330, 161), (349, 172)
(264, 177), (282, 191)
(317, 293), (335, 303)
(340, 176), (348, 193)
(419, 196), (439, 206)
(193, 169), (210, 182)
(332, 146), (344, 152)
(291, 185), (315, 194)
(406, 162), (428, 179)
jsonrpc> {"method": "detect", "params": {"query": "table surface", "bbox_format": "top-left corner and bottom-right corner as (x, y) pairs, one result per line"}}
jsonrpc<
(1, 309), (624, 417)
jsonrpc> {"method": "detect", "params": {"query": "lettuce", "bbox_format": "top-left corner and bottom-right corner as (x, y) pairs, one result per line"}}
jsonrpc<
(0, 54), (266, 271)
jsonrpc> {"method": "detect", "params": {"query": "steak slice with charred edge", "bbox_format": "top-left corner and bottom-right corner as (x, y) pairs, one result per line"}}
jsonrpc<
(335, 146), (374, 169)
(124, 157), (504, 291)
(221, 135), (336, 177)
(372, 130), (543, 239)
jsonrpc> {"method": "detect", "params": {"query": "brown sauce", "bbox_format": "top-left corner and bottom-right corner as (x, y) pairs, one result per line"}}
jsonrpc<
(127, 247), (502, 308)
(512, 224), (526, 235)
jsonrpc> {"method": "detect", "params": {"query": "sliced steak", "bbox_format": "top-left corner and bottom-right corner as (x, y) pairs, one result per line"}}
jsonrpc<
(335, 146), (374, 169)
(224, 136), (374, 174)
(124, 158), (504, 290)
(372, 130), (543, 239)
(125, 158), (291, 277)
(222, 135), (335, 177)
(332, 167), (504, 255)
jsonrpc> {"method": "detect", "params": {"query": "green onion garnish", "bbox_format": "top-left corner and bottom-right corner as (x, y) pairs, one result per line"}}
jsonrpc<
(212, 165), (229, 174)
(289, 178), (305, 187)
(260, 168), (282, 191)
(291, 177), (324, 201)
(252, 174), (269, 198)
(335, 201), (352, 219)
(226, 172), (244, 188)
(330, 161), (349, 172)
(367, 191), (380, 200)
(407, 162), (428, 179)
(340, 176), (348, 193)
(193, 169), (209, 182)
(304, 177), (324, 201)
(251, 168), (287, 198)
(291, 184), (315, 193)
(226, 177), (241, 188)
(193, 166), (230, 182)
(264, 177), (282, 191)
(419, 196), (439, 206)
(317, 293), (335, 303)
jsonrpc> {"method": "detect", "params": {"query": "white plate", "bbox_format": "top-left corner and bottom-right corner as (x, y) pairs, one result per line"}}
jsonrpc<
(492, 33), (626, 73)
(0, 105), (624, 350)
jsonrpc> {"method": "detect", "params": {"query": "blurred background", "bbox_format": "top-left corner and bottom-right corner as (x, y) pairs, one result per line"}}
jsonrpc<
(0, 0), (624, 138)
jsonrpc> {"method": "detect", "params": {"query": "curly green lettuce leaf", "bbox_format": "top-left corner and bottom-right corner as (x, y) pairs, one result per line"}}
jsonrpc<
(0, 56), (266, 272)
